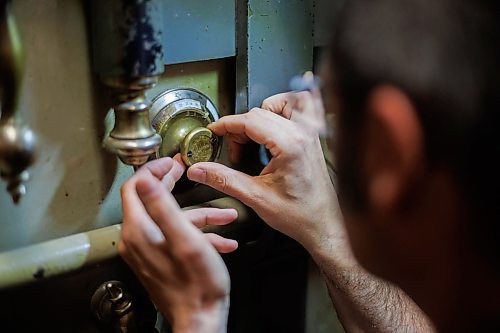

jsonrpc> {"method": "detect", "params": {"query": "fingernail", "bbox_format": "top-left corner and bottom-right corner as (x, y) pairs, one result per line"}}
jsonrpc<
(187, 167), (207, 183)
(227, 239), (239, 249)
(229, 208), (238, 218)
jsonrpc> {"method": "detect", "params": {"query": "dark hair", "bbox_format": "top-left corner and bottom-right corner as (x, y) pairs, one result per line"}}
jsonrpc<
(331, 0), (500, 266)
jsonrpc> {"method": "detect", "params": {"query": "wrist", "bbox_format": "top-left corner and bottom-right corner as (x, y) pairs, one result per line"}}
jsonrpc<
(298, 197), (358, 270)
(172, 297), (229, 333)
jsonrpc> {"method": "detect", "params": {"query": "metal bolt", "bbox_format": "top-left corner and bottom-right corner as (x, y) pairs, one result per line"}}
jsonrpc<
(105, 283), (123, 302)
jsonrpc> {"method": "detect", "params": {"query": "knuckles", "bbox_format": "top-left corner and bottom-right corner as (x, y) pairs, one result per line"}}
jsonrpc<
(244, 185), (267, 209)
(295, 90), (313, 102)
(248, 107), (263, 116)
(283, 130), (311, 158)
(261, 91), (312, 111)
(291, 131), (309, 148)
(208, 172), (229, 193)
(175, 244), (204, 264)
(261, 96), (277, 110)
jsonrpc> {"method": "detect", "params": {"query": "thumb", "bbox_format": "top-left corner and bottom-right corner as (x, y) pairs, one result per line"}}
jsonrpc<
(187, 162), (264, 208)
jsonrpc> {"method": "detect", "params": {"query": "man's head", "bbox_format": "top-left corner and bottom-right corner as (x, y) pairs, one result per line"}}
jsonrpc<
(324, 0), (500, 319)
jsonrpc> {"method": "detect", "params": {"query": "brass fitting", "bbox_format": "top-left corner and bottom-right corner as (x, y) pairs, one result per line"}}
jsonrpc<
(103, 80), (162, 166)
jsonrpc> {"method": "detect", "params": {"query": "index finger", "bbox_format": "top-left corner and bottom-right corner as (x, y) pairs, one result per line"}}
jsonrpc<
(261, 92), (293, 117)
(121, 180), (166, 245)
(135, 174), (206, 246)
(133, 155), (186, 191)
(208, 108), (296, 152)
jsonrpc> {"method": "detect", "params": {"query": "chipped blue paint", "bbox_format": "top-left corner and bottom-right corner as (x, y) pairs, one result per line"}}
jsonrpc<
(91, 0), (164, 78)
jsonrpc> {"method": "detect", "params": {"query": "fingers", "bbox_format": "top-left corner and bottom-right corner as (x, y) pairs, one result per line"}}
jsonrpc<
(213, 91), (323, 163)
(121, 163), (232, 310)
(227, 133), (250, 163)
(261, 91), (314, 119)
(208, 108), (296, 156)
(187, 162), (265, 208)
(185, 208), (239, 253)
(261, 92), (289, 112)
(135, 157), (175, 179)
(204, 233), (238, 253)
(261, 91), (296, 119)
(132, 156), (186, 191)
(121, 179), (166, 245)
(184, 208), (238, 228)
(163, 154), (186, 191)
(211, 109), (314, 164)
(262, 91), (327, 135)
(135, 175), (203, 245)
(120, 157), (186, 244)
(135, 176), (232, 283)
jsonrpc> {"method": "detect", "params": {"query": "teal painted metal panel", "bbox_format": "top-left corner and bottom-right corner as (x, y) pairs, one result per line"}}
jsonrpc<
(162, 0), (236, 64)
(247, 0), (314, 109)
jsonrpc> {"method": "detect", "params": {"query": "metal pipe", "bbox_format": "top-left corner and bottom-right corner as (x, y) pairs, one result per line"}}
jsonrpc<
(0, 198), (254, 289)
(0, 224), (121, 289)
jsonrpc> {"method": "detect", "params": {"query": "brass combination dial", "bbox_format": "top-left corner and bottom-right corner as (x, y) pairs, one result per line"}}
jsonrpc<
(150, 89), (221, 166)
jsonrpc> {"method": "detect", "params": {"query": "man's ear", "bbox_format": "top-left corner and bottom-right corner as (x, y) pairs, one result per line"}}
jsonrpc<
(363, 85), (425, 218)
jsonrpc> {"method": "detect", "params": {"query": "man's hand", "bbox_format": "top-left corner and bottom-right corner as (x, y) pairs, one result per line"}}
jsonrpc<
(187, 92), (436, 332)
(261, 90), (327, 135)
(120, 156), (236, 333)
(187, 93), (346, 256)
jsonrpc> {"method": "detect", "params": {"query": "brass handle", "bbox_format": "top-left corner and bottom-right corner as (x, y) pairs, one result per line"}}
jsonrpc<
(0, 1), (36, 204)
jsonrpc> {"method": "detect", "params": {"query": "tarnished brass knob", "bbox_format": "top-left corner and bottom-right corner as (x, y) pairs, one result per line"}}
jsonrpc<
(181, 127), (218, 166)
(150, 89), (221, 166)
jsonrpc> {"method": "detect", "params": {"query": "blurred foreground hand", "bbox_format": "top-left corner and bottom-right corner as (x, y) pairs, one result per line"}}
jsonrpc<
(120, 156), (236, 333)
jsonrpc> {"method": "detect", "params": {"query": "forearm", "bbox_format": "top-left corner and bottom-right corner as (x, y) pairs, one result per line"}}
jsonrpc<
(319, 260), (435, 333)
(303, 207), (435, 332)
